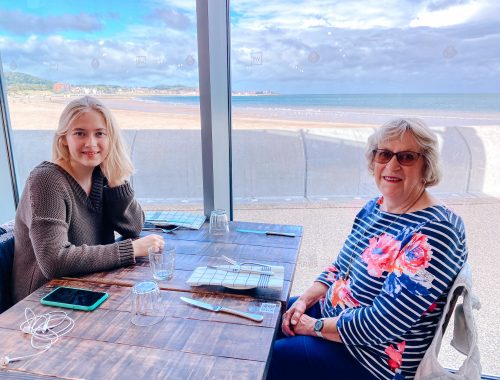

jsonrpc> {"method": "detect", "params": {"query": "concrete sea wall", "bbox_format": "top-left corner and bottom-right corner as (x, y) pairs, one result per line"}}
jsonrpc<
(12, 126), (500, 201)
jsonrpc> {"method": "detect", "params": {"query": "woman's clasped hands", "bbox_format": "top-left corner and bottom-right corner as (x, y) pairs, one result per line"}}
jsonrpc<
(281, 298), (315, 336)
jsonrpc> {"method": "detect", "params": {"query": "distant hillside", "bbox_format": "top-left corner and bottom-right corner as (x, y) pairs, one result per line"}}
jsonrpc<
(3, 71), (198, 94)
(4, 71), (54, 91)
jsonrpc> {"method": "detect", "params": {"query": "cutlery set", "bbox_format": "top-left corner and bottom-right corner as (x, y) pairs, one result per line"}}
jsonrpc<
(144, 223), (292, 322)
(180, 297), (264, 322)
(182, 255), (278, 321)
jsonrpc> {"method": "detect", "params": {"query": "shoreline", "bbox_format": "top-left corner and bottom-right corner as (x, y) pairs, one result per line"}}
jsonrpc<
(7, 94), (500, 130)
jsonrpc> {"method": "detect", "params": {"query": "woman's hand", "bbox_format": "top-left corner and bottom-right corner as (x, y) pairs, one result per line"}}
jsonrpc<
(292, 315), (342, 342)
(281, 282), (329, 336)
(281, 298), (307, 336)
(291, 314), (317, 336)
(131, 234), (164, 257)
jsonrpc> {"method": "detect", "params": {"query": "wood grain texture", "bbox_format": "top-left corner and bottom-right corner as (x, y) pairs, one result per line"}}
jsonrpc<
(159, 221), (303, 250)
(1, 220), (301, 379)
(63, 234), (300, 306)
(0, 281), (281, 379)
(0, 330), (266, 380)
(0, 370), (60, 379)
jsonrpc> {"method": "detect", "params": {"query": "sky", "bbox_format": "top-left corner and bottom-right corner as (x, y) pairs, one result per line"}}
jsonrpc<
(0, 0), (499, 93)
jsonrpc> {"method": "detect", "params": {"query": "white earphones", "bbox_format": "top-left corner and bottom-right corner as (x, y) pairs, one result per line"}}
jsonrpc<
(1, 308), (74, 367)
(1, 350), (48, 366)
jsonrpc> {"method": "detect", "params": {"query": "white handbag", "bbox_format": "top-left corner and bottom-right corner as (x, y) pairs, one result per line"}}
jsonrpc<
(415, 263), (482, 380)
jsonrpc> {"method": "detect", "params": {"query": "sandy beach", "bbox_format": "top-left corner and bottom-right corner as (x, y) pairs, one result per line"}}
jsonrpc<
(8, 94), (500, 131)
(7, 95), (366, 131)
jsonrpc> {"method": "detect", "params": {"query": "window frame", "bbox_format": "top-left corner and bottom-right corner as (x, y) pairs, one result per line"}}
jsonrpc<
(0, 0), (233, 221)
(0, 53), (19, 221)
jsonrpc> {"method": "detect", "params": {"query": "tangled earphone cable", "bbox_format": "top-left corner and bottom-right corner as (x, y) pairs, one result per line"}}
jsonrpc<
(1, 308), (75, 366)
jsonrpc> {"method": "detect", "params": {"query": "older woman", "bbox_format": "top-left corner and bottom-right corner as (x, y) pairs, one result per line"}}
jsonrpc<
(267, 118), (467, 380)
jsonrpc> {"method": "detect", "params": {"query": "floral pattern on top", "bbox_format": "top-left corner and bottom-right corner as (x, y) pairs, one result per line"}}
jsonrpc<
(324, 265), (339, 283)
(330, 277), (360, 310)
(385, 341), (406, 371)
(383, 233), (434, 298)
(393, 233), (432, 276)
(362, 233), (401, 277)
(316, 198), (467, 380)
(360, 226), (434, 298)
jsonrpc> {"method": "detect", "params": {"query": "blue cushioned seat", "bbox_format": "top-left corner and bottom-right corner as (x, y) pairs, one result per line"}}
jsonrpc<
(0, 223), (15, 313)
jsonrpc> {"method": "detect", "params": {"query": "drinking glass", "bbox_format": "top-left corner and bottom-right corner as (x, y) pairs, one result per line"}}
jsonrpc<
(209, 209), (229, 235)
(148, 245), (176, 281)
(130, 281), (165, 326)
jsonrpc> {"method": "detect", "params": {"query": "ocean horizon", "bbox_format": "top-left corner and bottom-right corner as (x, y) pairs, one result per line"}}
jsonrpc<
(134, 93), (500, 127)
(140, 93), (500, 114)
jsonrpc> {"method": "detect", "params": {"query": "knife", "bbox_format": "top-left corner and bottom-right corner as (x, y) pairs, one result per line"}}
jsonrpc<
(180, 297), (264, 322)
(206, 265), (275, 276)
(236, 228), (296, 238)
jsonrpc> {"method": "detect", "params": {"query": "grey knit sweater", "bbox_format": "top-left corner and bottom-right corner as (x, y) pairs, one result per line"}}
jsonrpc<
(12, 161), (144, 302)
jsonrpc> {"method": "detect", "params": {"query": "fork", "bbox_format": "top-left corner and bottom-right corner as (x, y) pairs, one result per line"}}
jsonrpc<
(221, 255), (270, 269)
(220, 256), (273, 288)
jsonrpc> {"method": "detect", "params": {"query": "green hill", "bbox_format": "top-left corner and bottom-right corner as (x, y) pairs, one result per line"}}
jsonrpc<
(4, 72), (54, 92)
(2, 71), (198, 94)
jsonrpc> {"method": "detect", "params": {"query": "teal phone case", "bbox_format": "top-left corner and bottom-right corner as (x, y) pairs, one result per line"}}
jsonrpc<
(40, 286), (109, 311)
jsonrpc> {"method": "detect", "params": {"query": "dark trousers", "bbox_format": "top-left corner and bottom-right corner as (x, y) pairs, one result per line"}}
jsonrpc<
(266, 297), (376, 379)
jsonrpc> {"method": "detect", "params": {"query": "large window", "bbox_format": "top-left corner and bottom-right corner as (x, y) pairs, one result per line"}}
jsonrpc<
(1, 0), (499, 375)
(230, 0), (500, 374)
(0, 0), (203, 210)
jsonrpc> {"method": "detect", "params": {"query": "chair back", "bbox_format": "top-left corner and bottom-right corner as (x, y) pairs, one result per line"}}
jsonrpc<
(415, 262), (482, 379)
(441, 285), (465, 335)
(0, 226), (15, 313)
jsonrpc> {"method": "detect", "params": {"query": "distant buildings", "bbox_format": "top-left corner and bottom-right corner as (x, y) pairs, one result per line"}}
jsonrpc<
(52, 82), (71, 93)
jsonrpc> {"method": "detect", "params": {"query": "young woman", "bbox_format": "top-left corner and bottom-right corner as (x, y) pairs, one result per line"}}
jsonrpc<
(12, 96), (163, 302)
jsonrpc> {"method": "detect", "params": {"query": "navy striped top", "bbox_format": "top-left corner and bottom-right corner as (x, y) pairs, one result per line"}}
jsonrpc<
(316, 197), (467, 380)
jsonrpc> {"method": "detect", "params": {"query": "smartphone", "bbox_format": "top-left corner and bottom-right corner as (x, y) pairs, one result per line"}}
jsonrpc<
(40, 286), (108, 311)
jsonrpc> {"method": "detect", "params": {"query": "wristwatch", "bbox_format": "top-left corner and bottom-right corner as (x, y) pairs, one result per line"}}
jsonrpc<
(313, 318), (325, 338)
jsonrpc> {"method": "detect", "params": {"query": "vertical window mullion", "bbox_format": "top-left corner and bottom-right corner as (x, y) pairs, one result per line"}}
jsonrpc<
(196, 0), (233, 219)
(0, 54), (19, 221)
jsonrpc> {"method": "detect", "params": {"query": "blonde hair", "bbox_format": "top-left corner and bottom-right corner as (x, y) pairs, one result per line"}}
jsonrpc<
(52, 96), (134, 183)
(365, 118), (442, 187)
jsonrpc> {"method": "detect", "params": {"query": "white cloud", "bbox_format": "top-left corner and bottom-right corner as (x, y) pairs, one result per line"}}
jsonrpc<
(2, 0), (500, 92)
(410, 0), (482, 27)
(0, 9), (102, 35)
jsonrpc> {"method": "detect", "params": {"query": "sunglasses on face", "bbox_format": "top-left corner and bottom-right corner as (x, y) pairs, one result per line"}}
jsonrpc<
(372, 149), (422, 166)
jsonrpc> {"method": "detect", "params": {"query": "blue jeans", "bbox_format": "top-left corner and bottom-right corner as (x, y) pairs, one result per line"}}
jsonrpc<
(266, 297), (375, 379)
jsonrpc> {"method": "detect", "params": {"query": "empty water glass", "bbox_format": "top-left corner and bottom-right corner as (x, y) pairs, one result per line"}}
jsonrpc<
(130, 281), (165, 326)
(209, 209), (229, 235)
(148, 245), (176, 281)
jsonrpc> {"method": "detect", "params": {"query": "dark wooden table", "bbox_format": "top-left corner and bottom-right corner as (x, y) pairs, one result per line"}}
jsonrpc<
(0, 221), (302, 379)
(66, 221), (303, 307)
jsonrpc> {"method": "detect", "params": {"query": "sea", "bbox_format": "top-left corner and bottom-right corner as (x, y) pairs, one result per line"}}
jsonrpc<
(139, 94), (500, 126)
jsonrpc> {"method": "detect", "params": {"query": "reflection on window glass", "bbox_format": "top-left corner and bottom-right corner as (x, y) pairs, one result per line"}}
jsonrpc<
(230, 1), (500, 375)
(0, 0), (202, 209)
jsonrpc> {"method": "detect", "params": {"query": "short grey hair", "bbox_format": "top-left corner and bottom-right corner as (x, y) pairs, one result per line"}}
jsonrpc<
(365, 118), (442, 187)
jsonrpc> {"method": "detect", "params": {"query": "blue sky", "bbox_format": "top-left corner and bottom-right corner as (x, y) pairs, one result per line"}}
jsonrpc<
(1, 0), (499, 93)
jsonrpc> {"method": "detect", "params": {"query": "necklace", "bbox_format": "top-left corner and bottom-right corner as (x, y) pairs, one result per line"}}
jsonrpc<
(344, 188), (425, 281)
